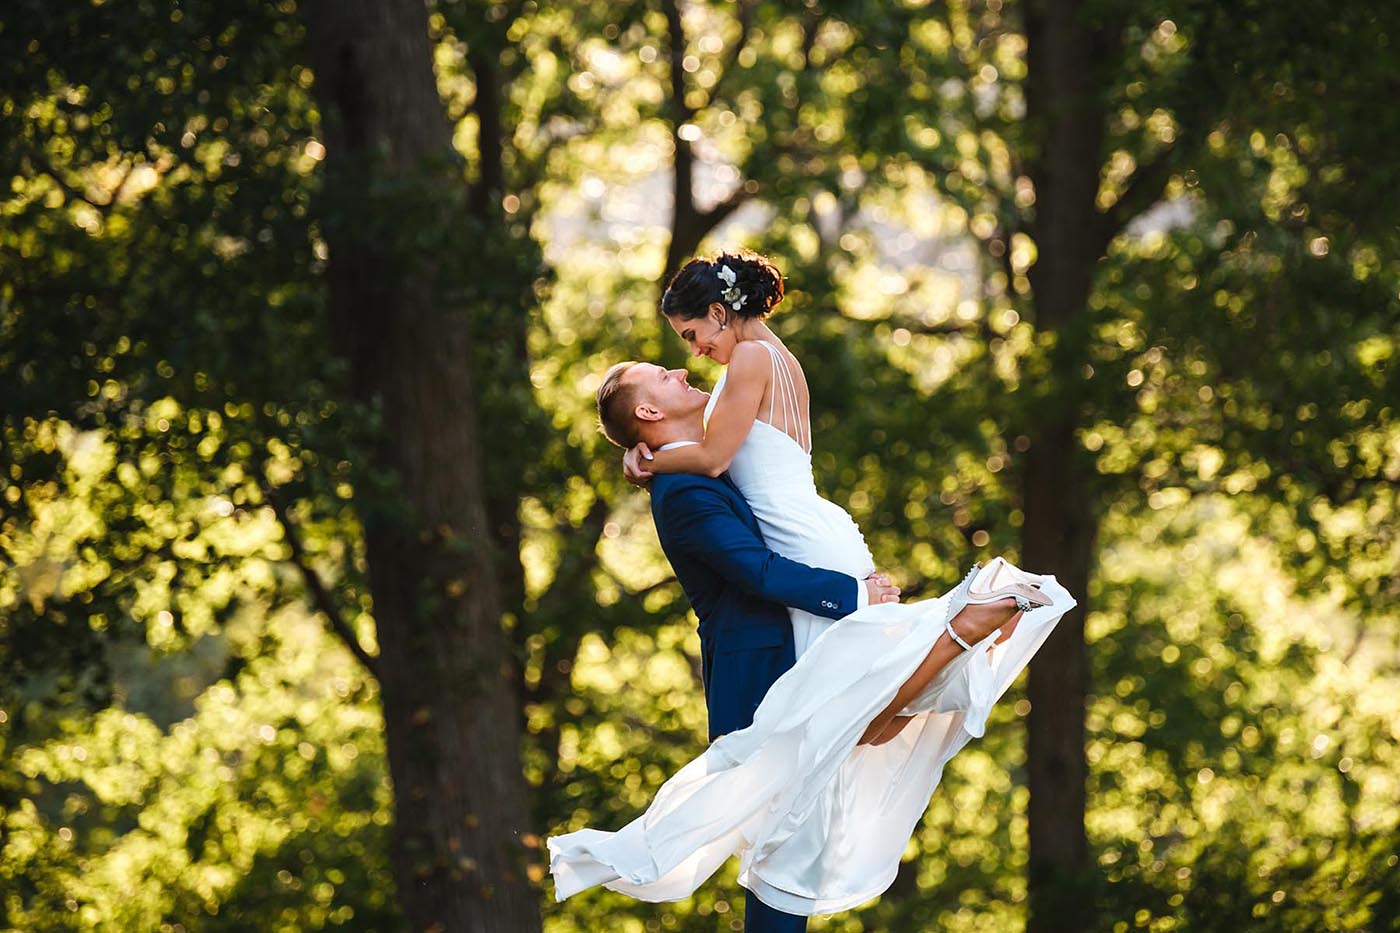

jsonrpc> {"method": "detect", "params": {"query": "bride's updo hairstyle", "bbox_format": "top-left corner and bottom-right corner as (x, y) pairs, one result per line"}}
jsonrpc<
(661, 250), (785, 321)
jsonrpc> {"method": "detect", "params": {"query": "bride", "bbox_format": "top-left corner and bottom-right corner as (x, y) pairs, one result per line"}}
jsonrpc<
(548, 250), (1075, 917)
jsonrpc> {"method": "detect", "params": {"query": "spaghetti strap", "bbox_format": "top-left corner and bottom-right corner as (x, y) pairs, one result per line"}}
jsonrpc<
(763, 342), (780, 427)
(756, 340), (809, 452)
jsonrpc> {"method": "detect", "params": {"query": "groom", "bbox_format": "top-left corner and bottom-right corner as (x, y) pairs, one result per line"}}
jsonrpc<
(596, 360), (1014, 932)
(598, 361), (899, 735)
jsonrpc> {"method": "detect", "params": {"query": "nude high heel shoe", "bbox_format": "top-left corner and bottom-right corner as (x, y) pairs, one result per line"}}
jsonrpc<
(942, 557), (1053, 651)
(971, 556), (1049, 597)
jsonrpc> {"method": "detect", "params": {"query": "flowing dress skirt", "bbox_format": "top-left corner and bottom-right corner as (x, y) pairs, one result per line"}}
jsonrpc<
(548, 576), (1075, 915)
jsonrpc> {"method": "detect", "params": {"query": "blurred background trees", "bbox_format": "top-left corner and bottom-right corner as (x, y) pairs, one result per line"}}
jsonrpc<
(1, 1), (1395, 931)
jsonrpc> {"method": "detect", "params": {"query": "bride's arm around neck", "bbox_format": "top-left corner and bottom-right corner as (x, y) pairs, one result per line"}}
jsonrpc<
(644, 341), (772, 478)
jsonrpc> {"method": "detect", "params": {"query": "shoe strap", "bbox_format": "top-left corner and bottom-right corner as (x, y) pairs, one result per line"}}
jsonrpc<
(945, 616), (976, 652)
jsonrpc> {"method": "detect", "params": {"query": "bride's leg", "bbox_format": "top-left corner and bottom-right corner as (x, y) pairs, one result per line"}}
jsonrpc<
(858, 599), (1021, 745)
(869, 714), (917, 746)
(994, 609), (1025, 645)
(858, 639), (959, 745)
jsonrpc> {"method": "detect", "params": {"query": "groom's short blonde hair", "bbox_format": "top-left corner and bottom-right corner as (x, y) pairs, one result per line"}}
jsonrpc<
(597, 361), (644, 449)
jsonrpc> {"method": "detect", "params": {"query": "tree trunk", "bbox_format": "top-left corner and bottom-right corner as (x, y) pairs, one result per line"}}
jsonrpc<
(1022, 423), (1097, 932)
(302, 3), (541, 931)
(661, 0), (699, 291)
(658, 0), (752, 292)
(1021, 0), (1109, 928)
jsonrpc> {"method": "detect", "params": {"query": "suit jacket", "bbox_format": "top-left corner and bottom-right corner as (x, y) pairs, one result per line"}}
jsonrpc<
(650, 472), (861, 740)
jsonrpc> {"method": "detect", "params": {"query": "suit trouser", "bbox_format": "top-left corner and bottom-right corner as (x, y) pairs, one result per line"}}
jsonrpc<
(743, 888), (807, 932)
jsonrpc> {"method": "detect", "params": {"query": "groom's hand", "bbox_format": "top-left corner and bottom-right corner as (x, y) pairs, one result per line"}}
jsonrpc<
(865, 572), (900, 605)
(623, 443), (655, 489)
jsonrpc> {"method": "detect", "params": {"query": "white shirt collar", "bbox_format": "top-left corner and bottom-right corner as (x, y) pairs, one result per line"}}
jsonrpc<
(656, 440), (700, 451)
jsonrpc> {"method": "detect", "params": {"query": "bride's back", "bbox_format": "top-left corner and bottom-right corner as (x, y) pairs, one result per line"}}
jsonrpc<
(705, 340), (874, 587)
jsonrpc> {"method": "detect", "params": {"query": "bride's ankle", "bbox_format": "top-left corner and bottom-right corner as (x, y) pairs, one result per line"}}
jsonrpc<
(949, 598), (1018, 645)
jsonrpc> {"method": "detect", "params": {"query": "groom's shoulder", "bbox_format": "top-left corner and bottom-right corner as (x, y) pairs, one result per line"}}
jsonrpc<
(650, 473), (730, 512)
(651, 472), (727, 497)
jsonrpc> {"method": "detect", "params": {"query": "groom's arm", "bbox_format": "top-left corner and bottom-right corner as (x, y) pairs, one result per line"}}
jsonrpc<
(659, 485), (866, 620)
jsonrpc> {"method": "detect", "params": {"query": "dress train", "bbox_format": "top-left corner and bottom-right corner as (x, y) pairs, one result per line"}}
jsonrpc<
(549, 575), (1075, 915)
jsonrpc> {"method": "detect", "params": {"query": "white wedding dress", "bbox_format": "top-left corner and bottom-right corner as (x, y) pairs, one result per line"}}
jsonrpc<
(549, 341), (1075, 915)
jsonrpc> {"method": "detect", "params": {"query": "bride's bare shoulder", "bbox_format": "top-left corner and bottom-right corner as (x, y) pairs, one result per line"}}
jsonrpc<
(725, 340), (773, 381)
(751, 336), (807, 387)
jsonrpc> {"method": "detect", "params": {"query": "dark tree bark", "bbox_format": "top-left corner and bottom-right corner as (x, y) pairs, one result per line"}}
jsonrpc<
(1020, 0), (1110, 928)
(301, 2), (541, 931)
(661, 0), (699, 288)
(659, 0), (753, 288)
(462, 25), (532, 646)
(1021, 425), (1098, 933)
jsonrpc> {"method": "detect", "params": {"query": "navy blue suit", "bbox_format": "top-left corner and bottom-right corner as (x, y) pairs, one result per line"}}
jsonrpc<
(650, 472), (860, 932)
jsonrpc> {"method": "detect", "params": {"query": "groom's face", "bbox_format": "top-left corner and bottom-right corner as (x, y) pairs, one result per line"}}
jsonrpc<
(626, 363), (709, 422)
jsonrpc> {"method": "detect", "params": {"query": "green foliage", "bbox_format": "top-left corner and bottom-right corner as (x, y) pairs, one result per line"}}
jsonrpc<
(2, 0), (1396, 930)
(0, 425), (397, 930)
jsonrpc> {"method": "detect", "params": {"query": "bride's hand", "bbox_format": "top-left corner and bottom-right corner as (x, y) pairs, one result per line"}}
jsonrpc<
(623, 443), (655, 489)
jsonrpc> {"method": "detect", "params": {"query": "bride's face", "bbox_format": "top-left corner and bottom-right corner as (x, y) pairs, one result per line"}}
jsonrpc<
(667, 304), (737, 364)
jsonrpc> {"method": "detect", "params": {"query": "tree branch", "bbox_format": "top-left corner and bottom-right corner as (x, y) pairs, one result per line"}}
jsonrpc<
(601, 567), (679, 602)
(620, 710), (700, 745)
(835, 306), (980, 337)
(661, 0), (699, 284)
(465, 38), (505, 217)
(34, 152), (131, 215)
(1096, 143), (1178, 250)
(658, 0), (759, 278)
(697, 185), (752, 229)
(660, 0), (693, 118)
(714, 0), (755, 97)
(800, 9), (821, 71)
(260, 481), (380, 677)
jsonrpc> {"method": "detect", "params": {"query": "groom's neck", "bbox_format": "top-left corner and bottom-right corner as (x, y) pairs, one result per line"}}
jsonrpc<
(645, 415), (703, 450)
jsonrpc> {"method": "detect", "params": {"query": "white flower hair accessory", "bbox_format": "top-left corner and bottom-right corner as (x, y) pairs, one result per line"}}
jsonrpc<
(716, 263), (747, 311)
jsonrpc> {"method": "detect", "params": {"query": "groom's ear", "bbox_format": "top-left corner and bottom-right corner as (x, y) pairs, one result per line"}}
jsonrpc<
(634, 402), (664, 423)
